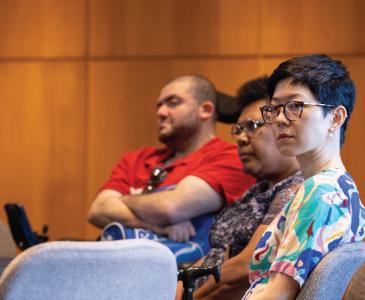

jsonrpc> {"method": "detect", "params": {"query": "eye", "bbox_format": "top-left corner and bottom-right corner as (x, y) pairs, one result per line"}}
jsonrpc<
(233, 123), (244, 134)
(245, 120), (256, 131)
(166, 96), (182, 108)
(287, 101), (302, 111)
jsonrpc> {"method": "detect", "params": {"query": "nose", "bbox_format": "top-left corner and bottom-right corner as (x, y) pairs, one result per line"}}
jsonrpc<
(235, 132), (250, 148)
(157, 103), (168, 118)
(275, 106), (290, 126)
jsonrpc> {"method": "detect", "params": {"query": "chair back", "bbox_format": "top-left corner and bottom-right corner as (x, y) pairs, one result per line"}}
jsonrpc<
(297, 242), (365, 300)
(0, 219), (16, 276)
(0, 239), (177, 300)
(343, 260), (365, 300)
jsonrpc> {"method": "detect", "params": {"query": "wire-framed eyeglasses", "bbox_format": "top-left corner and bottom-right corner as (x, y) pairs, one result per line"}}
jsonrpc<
(231, 119), (265, 139)
(260, 101), (336, 124)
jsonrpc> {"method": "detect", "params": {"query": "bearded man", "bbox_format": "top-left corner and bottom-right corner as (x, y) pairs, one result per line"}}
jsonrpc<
(88, 75), (255, 263)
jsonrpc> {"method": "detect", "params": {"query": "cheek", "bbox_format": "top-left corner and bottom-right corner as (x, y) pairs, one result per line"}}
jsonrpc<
(297, 117), (329, 147)
(270, 124), (278, 134)
(251, 141), (270, 165)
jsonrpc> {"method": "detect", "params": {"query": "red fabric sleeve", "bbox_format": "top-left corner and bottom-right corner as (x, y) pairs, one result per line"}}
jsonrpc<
(189, 148), (255, 205)
(99, 155), (131, 195)
(99, 148), (155, 195)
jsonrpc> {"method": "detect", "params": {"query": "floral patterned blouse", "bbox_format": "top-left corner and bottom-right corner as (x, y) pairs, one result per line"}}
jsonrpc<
(243, 168), (365, 299)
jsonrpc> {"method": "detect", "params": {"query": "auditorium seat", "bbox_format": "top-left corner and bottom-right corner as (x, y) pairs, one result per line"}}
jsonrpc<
(0, 239), (177, 300)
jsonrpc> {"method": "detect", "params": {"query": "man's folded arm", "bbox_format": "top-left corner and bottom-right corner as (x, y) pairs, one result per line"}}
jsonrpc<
(88, 189), (149, 229)
(123, 175), (224, 226)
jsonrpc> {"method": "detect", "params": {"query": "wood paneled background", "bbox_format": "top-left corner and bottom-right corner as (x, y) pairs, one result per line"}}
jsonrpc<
(0, 0), (364, 240)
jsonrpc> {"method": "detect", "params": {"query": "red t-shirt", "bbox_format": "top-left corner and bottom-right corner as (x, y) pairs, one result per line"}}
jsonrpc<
(100, 137), (255, 205)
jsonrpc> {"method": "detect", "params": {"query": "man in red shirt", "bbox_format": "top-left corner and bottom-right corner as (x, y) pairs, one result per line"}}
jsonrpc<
(88, 75), (255, 263)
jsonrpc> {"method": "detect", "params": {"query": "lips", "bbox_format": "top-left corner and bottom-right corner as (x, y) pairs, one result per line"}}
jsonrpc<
(158, 121), (170, 130)
(239, 152), (255, 162)
(277, 133), (294, 140)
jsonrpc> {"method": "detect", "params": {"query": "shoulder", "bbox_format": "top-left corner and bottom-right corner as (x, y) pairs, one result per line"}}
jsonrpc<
(199, 137), (240, 160)
(292, 169), (357, 212)
(302, 169), (355, 196)
(121, 146), (169, 160)
(205, 137), (237, 151)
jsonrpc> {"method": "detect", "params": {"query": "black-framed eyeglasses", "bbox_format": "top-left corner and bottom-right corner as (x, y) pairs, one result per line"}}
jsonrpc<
(231, 119), (265, 139)
(143, 166), (167, 194)
(260, 101), (336, 124)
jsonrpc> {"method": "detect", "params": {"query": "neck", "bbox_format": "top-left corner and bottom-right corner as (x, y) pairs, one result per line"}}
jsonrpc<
(297, 135), (345, 179)
(169, 126), (215, 162)
(267, 162), (300, 188)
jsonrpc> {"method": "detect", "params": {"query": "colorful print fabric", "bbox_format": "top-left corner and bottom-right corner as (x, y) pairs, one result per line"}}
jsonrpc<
(244, 168), (365, 299)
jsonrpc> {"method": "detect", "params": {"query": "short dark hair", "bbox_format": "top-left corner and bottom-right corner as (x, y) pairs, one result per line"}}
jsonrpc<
(236, 75), (269, 111)
(268, 54), (355, 146)
(167, 75), (217, 107)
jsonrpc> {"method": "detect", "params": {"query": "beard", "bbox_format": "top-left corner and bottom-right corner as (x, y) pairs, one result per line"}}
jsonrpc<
(158, 117), (200, 149)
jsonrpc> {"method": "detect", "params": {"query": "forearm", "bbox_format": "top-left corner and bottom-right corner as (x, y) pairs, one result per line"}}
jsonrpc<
(195, 225), (268, 298)
(247, 272), (299, 300)
(194, 257), (249, 298)
(124, 176), (223, 226)
(88, 191), (149, 229)
(195, 283), (247, 300)
(175, 257), (206, 300)
(123, 191), (176, 225)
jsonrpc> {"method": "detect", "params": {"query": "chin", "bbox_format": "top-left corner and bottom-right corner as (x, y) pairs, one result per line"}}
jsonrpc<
(158, 132), (178, 146)
(276, 146), (297, 157)
(243, 165), (258, 177)
(276, 139), (299, 157)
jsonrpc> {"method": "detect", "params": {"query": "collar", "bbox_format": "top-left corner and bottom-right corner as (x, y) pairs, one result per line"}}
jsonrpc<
(144, 137), (219, 170)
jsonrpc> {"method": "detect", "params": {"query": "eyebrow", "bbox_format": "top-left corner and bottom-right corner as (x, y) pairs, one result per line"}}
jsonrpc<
(156, 95), (174, 108)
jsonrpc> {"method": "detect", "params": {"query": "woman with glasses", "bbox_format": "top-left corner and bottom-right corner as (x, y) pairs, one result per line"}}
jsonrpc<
(176, 76), (303, 300)
(243, 55), (365, 300)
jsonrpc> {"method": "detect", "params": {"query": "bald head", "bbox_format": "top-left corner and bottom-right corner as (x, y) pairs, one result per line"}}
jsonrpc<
(165, 75), (217, 107)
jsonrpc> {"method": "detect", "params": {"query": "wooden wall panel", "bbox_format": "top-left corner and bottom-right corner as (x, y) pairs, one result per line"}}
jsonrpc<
(261, 0), (365, 55)
(88, 61), (164, 199)
(0, 0), (85, 57)
(90, 0), (259, 56)
(0, 62), (86, 240)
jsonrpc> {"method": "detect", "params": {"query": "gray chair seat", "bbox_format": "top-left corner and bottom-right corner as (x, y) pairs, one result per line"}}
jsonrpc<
(0, 239), (177, 300)
(297, 242), (365, 300)
(343, 259), (365, 300)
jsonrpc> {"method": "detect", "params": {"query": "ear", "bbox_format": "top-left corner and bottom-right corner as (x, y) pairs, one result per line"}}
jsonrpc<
(329, 105), (347, 133)
(199, 101), (215, 120)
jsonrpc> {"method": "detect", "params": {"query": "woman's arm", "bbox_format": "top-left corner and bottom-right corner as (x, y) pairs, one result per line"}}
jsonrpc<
(248, 272), (299, 300)
(194, 225), (268, 299)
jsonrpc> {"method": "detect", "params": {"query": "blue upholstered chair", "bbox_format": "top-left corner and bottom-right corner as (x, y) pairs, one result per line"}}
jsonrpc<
(297, 242), (365, 300)
(0, 239), (177, 300)
(343, 259), (365, 300)
(0, 220), (16, 276)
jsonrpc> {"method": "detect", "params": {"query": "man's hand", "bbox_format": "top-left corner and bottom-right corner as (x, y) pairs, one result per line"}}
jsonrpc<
(163, 220), (196, 242)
